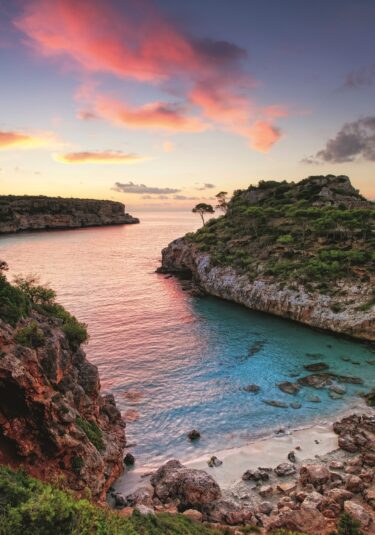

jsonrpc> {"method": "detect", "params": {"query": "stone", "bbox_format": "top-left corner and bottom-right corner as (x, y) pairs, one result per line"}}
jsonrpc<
(126, 486), (153, 507)
(329, 390), (344, 400)
(338, 435), (358, 453)
(306, 395), (321, 403)
(150, 460), (221, 507)
(182, 509), (203, 522)
(188, 429), (201, 441)
(277, 381), (300, 395)
(330, 385), (346, 395)
(263, 399), (289, 408)
(302, 491), (324, 508)
(203, 499), (253, 525)
(277, 482), (297, 494)
(329, 460), (345, 470)
(325, 488), (353, 506)
(287, 451), (297, 463)
(208, 456), (223, 468)
(300, 464), (330, 486)
(258, 501), (273, 515)
(290, 402), (302, 409)
(243, 384), (260, 393)
(124, 453), (135, 466)
(266, 505), (326, 534)
(114, 493), (127, 508)
(304, 363), (330, 372)
(259, 485), (273, 497)
(298, 373), (333, 389)
(242, 468), (269, 482)
(134, 505), (155, 516)
(344, 501), (372, 528)
(275, 463), (297, 477)
(345, 475), (364, 493)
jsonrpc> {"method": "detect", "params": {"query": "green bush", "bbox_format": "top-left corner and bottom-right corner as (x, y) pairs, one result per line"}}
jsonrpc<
(13, 275), (56, 306)
(0, 466), (223, 535)
(14, 322), (45, 348)
(76, 417), (104, 451)
(0, 275), (29, 326)
(277, 234), (294, 244)
(330, 512), (364, 535)
(41, 303), (88, 350)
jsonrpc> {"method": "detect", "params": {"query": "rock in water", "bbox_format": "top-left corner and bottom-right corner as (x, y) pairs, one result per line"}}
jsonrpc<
(124, 453), (135, 466)
(243, 383), (260, 393)
(188, 429), (201, 441)
(277, 381), (301, 395)
(208, 456), (223, 468)
(263, 399), (289, 408)
(304, 362), (330, 372)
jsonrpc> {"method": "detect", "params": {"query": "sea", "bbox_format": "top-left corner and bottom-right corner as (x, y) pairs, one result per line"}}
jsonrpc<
(1, 212), (374, 486)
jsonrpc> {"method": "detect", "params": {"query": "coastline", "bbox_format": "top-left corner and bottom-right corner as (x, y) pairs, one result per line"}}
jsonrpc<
(115, 401), (374, 495)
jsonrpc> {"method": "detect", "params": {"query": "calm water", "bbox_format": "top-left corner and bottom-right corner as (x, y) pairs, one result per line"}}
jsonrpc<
(1, 212), (374, 475)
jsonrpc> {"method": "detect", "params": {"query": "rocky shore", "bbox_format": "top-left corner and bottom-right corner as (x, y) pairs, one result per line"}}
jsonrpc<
(0, 195), (139, 234)
(0, 309), (126, 499)
(111, 412), (375, 533)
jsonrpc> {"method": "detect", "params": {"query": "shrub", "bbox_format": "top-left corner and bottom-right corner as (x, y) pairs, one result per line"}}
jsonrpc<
(13, 275), (56, 306)
(76, 417), (104, 451)
(330, 512), (364, 535)
(0, 466), (223, 535)
(40, 303), (88, 350)
(14, 322), (45, 348)
(277, 234), (294, 244)
(71, 456), (84, 475)
(0, 274), (29, 326)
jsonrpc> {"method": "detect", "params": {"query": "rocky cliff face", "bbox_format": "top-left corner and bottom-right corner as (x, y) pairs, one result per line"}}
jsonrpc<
(160, 239), (374, 341)
(0, 311), (126, 499)
(0, 195), (139, 233)
(159, 176), (375, 341)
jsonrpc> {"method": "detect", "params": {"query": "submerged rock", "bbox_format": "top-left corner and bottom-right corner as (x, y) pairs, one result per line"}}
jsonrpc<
(290, 402), (302, 409)
(304, 362), (330, 372)
(298, 373), (333, 388)
(188, 429), (201, 441)
(263, 400), (289, 408)
(243, 383), (260, 393)
(277, 381), (301, 395)
(248, 340), (265, 356)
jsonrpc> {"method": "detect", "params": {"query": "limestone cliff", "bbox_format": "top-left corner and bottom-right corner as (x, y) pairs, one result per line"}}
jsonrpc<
(159, 175), (375, 341)
(0, 309), (126, 499)
(0, 195), (139, 234)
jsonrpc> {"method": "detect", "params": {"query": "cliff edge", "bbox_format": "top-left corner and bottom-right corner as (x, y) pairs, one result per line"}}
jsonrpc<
(0, 264), (126, 499)
(159, 175), (375, 341)
(0, 195), (139, 234)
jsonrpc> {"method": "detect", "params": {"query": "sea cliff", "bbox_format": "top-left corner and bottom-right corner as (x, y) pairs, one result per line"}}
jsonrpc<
(0, 266), (126, 499)
(0, 195), (139, 234)
(159, 175), (375, 341)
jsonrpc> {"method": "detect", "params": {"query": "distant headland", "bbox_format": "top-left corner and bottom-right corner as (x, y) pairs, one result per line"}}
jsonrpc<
(0, 195), (139, 234)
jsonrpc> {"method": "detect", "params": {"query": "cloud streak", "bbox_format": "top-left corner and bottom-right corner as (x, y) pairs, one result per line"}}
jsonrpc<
(343, 64), (375, 89)
(113, 182), (181, 194)
(303, 117), (375, 163)
(15, 0), (286, 152)
(56, 150), (146, 164)
(0, 129), (56, 149)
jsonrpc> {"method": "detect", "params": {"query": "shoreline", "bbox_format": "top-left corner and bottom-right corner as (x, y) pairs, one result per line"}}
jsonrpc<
(114, 401), (374, 496)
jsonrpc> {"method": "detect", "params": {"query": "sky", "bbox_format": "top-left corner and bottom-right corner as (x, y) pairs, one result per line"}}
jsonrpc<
(0, 0), (374, 211)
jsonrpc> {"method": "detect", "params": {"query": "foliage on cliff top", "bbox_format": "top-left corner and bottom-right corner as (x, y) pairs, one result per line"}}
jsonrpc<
(187, 175), (375, 288)
(0, 264), (88, 348)
(0, 466), (225, 535)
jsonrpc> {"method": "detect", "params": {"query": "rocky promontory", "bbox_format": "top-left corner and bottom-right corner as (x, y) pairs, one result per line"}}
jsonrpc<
(0, 195), (139, 234)
(159, 175), (375, 341)
(0, 265), (126, 499)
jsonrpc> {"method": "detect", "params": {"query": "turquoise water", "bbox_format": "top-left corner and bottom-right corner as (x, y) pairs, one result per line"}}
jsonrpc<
(0, 212), (374, 473)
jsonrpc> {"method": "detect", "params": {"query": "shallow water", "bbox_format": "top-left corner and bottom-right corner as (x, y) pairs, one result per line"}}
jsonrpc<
(1, 212), (374, 476)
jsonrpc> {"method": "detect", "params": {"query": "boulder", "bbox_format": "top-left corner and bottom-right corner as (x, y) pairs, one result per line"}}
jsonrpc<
(150, 460), (221, 508)
(329, 460), (345, 470)
(182, 509), (203, 522)
(275, 463), (297, 477)
(124, 453), (135, 466)
(325, 488), (353, 506)
(300, 464), (330, 487)
(345, 475), (364, 494)
(202, 499), (253, 525)
(338, 434), (358, 453)
(298, 373), (333, 389)
(207, 456), (223, 468)
(258, 501), (273, 515)
(344, 500), (372, 528)
(126, 486), (153, 507)
(242, 468), (269, 482)
(266, 505), (326, 534)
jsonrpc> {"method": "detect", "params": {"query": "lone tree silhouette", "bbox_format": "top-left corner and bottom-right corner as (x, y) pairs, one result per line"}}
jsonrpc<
(215, 191), (228, 213)
(192, 203), (215, 225)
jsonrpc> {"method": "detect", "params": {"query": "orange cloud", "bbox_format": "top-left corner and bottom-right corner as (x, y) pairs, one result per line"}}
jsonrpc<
(55, 150), (146, 164)
(0, 130), (55, 149)
(94, 95), (207, 132)
(248, 121), (282, 152)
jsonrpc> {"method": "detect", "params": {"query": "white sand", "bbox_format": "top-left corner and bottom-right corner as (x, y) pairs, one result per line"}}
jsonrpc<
(185, 424), (338, 489)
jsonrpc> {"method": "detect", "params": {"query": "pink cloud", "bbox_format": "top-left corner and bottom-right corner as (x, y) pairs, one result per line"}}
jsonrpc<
(55, 150), (146, 163)
(0, 129), (56, 149)
(15, 0), (286, 152)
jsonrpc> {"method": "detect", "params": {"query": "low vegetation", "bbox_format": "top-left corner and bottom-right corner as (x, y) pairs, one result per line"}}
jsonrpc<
(0, 263), (88, 348)
(187, 176), (374, 290)
(0, 466), (224, 535)
(76, 417), (104, 452)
